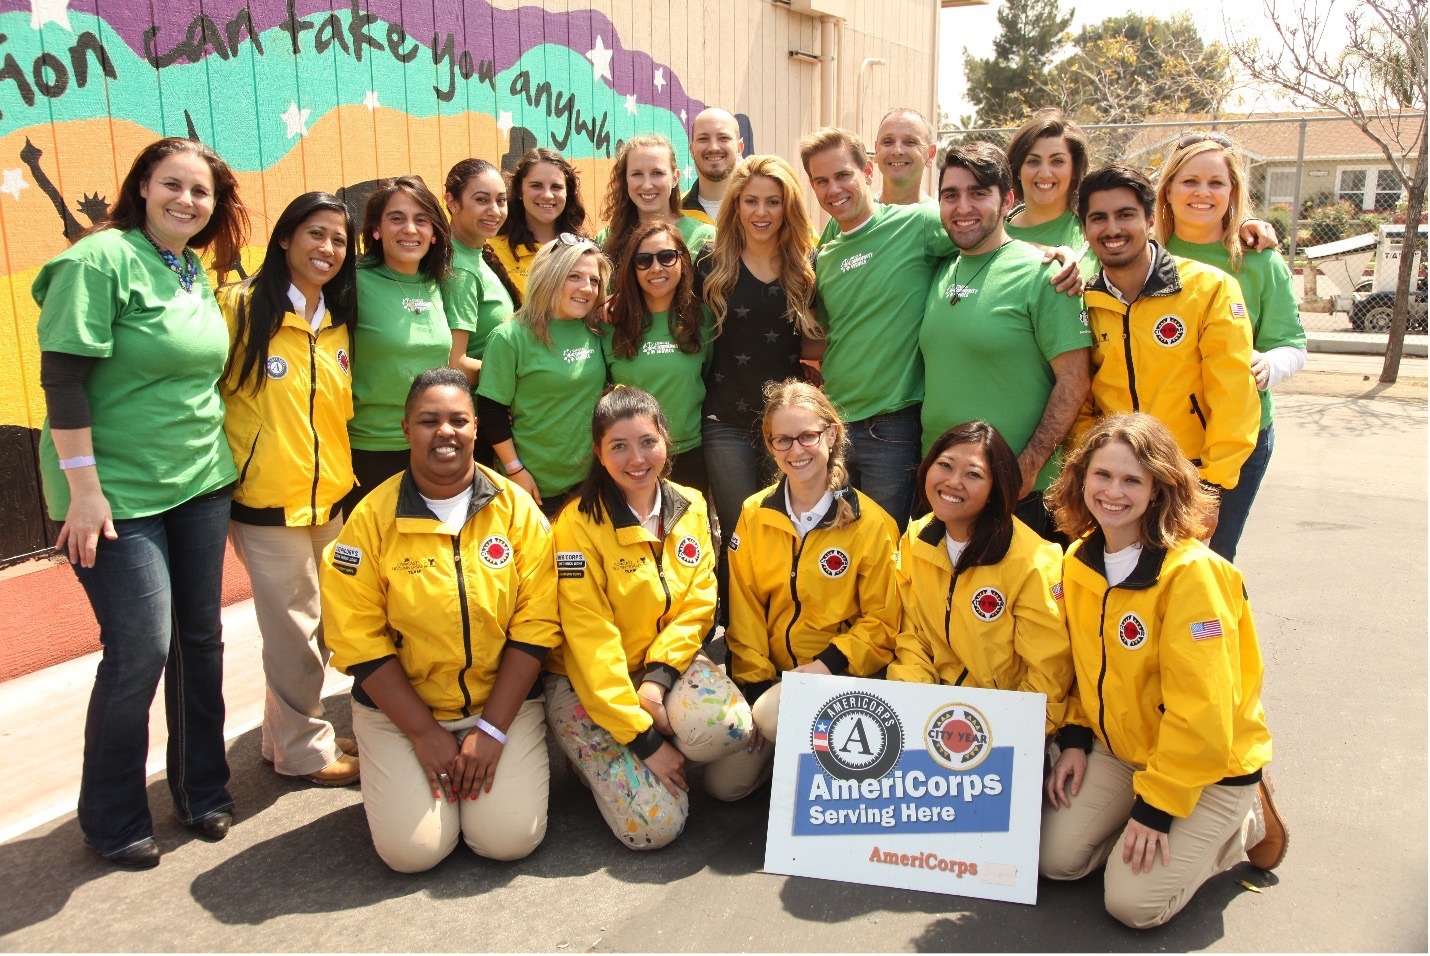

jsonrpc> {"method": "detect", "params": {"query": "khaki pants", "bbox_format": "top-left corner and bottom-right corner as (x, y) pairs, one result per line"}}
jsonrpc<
(229, 519), (344, 776)
(1039, 741), (1258, 929)
(545, 654), (751, 849)
(704, 682), (783, 802)
(352, 698), (548, 872)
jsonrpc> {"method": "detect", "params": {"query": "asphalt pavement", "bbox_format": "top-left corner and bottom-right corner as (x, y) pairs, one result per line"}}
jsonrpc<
(0, 354), (1424, 953)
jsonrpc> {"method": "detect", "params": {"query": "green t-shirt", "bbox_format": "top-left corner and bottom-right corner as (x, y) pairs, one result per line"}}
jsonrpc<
(814, 201), (955, 422)
(817, 196), (937, 245)
(602, 311), (710, 453)
(34, 228), (237, 520)
(478, 317), (607, 497)
(1167, 236), (1306, 429)
(445, 239), (514, 361)
(350, 262), (451, 451)
(1005, 207), (1099, 278)
(596, 215), (716, 257)
(920, 240), (1093, 491)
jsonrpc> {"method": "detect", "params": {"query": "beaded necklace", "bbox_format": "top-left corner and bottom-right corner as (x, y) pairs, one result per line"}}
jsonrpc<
(141, 229), (200, 292)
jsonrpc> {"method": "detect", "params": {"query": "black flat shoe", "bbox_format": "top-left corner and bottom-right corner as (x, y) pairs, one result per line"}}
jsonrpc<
(185, 811), (233, 842)
(99, 839), (160, 869)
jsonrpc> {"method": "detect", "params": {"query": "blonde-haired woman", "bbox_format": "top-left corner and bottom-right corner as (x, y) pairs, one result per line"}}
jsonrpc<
(1040, 412), (1285, 929)
(597, 134), (715, 267)
(698, 155), (821, 551)
(704, 379), (900, 802)
(477, 235), (610, 517)
(1155, 132), (1307, 563)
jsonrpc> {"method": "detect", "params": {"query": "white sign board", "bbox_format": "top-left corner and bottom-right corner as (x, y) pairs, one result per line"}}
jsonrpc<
(763, 673), (1046, 905)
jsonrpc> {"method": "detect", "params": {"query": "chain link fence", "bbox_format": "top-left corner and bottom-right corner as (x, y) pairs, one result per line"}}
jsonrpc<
(941, 113), (1427, 345)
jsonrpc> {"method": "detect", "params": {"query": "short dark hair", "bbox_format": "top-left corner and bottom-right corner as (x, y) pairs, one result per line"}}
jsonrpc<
(1078, 162), (1156, 223)
(1006, 108), (1090, 208)
(404, 366), (473, 416)
(939, 141), (1014, 200)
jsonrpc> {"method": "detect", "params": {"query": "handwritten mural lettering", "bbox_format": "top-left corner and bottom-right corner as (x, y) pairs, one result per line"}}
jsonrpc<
(0, 31), (116, 116)
(509, 70), (611, 155)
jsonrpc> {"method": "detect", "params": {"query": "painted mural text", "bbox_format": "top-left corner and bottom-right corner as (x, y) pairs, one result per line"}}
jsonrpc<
(0, 31), (115, 119)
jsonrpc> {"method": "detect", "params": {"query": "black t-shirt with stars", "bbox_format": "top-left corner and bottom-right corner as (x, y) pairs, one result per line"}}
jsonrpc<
(697, 254), (806, 430)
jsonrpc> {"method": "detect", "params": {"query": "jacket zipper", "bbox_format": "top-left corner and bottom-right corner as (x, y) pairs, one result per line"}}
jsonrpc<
(1095, 586), (1114, 755)
(784, 535), (809, 667)
(648, 542), (672, 619)
(1120, 303), (1139, 410)
(307, 336), (321, 525)
(238, 425), (263, 485)
(944, 568), (962, 676)
(1189, 393), (1207, 429)
(451, 532), (475, 716)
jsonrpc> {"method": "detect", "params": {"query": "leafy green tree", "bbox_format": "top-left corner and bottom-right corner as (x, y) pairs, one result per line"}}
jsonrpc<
(963, 0), (1073, 127)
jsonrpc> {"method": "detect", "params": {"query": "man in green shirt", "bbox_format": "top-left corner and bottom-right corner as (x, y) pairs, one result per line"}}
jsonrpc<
(921, 141), (1092, 541)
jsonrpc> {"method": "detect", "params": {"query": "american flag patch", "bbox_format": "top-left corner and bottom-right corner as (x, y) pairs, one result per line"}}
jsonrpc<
(1230, 302), (1247, 318)
(1051, 582), (1064, 600)
(1190, 619), (1223, 640)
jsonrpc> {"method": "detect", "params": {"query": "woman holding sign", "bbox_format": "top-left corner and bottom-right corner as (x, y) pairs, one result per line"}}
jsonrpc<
(1040, 412), (1286, 928)
(705, 380), (900, 801)
(887, 422), (1072, 737)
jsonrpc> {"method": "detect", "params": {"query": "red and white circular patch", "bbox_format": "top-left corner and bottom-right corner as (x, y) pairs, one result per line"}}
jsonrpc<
(479, 535), (512, 569)
(1153, 315), (1186, 346)
(336, 348), (351, 375)
(1118, 612), (1148, 649)
(970, 587), (1006, 621)
(675, 535), (701, 566)
(819, 548), (850, 578)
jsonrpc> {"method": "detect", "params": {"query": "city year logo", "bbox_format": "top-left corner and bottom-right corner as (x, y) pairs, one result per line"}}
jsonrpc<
(970, 587), (1006, 621)
(675, 536), (701, 566)
(1118, 612), (1148, 649)
(819, 548), (850, 578)
(265, 356), (288, 379)
(1153, 315), (1186, 346)
(479, 535), (513, 569)
(925, 703), (991, 771)
(812, 691), (904, 781)
(336, 348), (350, 375)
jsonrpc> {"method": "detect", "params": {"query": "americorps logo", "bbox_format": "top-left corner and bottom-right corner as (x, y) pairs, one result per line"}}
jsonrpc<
(793, 693), (1013, 836)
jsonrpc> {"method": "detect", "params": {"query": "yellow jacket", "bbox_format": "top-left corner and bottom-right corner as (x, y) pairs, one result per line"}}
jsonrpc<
(1078, 243), (1259, 490)
(218, 284), (355, 525)
(1058, 532), (1272, 829)
(547, 481), (717, 751)
(320, 465), (561, 721)
(726, 481), (899, 699)
(888, 515), (1072, 736)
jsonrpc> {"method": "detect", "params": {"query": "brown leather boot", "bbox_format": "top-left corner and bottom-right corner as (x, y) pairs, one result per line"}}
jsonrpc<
(1246, 774), (1288, 870)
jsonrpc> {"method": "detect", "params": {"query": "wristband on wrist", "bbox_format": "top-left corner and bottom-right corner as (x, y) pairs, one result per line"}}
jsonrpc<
(59, 455), (97, 470)
(502, 458), (524, 476)
(474, 716), (508, 745)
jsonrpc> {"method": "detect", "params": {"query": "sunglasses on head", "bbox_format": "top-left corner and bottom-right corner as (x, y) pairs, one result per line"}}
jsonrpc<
(1177, 132), (1235, 150)
(557, 232), (596, 249)
(633, 248), (681, 270)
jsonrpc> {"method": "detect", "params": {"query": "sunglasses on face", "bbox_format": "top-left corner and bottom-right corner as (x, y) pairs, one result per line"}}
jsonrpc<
(1176, 132), (1235, 150)
(633, 248), (681, 270)
(769, 427), (827, 451)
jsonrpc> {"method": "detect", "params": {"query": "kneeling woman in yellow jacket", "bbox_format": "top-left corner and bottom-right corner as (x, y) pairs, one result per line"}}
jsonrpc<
(321, 368), (560, 873)
(887, 421), (1071, 737)
(1040, 412), (1286, 929)
(705, 380), (900, 801)
(545, 386), (751, 849)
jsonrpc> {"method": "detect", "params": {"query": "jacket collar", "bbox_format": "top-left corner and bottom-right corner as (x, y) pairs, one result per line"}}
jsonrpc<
(759, 476), (861, 530)
(1086, 240), (1182, 304)
(604, 478), (691, 539)
(395, 466), (499, 525)
(1072, 527), (1167, 590)
(681, 183), (704, 213)
(916, 516), (1014, 568)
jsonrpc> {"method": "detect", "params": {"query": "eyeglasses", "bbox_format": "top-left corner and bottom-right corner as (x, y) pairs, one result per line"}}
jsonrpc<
(633, 248), (680, 270)
(1176, 132), (1235, 150)
(557, 232), (596, 249)
(769, 427), (827, 451)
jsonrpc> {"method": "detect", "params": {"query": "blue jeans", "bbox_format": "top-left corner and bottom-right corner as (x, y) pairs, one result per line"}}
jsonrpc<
(1209, 424), (1274, 564)
(74, 484), (234, 856)
(702, 419), (779, 628)
(845, 405), (922, 532)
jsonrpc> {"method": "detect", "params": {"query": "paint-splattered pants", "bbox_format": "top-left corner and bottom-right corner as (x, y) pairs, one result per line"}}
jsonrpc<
(544, 654), (751, 850)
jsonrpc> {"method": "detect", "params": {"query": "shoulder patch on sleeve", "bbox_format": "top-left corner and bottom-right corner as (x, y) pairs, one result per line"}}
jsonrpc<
(333, 544), (362, 575)
(727, 532), (740, 552)
(1050, 581), (1064, 600)
(557, 551), (586, 578)
(1190, 619), (1224, 641)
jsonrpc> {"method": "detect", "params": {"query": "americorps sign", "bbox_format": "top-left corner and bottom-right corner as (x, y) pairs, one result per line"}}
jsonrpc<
(764, 673), (1046, 905)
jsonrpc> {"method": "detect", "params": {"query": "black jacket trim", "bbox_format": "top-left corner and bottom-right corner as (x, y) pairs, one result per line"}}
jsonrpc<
(394, 467), (500, 523)
(1130, 796), (1174, 833)
(814, 644), (850, 675)
(630, 725), (667, 760)
(681, 183), (705, 214)
(916, 517), (1014, 567)
(638, 661), (680, 692)
(603, 478), (691, 534)
(229, 501), (289, 526)
(741, 679), (774, 705)
(759, 477), (862, 528)
(1086, 240), (1183, 303)
(1071, 528), (1167, 591)
(1057, 724), (1095, 753)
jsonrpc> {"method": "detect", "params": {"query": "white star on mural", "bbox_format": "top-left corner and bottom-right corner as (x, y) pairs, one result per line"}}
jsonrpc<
(362, 90), (380, 111)
(624, 94), (639, 117)
(497, 110), (514, 134)
(281, 102), (310, 139)
(30, 0), (71, 31)
(653, 67), (665, 92)
(0, 168), (28, 200)
(680, 109), (688, 124)
(585, 35), (614, 82)
(682, 165), (696, 184)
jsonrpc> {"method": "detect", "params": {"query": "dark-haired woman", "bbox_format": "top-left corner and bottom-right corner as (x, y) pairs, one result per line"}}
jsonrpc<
(490, 148), (588, 294)
(545, 387), (750, 849)
(597, 135), (715, 267)
(322, 368), (559, 873)
(219, 191), (361, 788)
(342, 176), (453, 514)
(602, 222), (710, 490)
(887, 422), (1071, 737)
(35, 137), (249, 866)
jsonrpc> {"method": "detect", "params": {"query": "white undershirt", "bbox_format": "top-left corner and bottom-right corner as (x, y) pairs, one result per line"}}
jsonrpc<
(421, 487), (473, 536)
(945, 536), (968, 567)
(785, 487), (834, 539)
(698, 194), (721, 221)
(628, 485), (664, 537)
(287, 283), (327, 332)
(1104, 543), (1143, 586)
